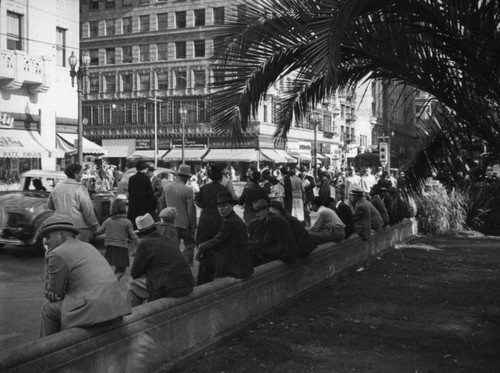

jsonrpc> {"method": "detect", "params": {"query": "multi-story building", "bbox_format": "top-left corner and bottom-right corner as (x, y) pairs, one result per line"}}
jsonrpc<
(79, 0), (342, 172)
(0, 0), (80, 176)
(355, 78), (421, 170)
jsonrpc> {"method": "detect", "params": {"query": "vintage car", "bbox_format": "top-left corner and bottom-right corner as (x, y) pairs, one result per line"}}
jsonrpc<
(0, 170), (115, 252)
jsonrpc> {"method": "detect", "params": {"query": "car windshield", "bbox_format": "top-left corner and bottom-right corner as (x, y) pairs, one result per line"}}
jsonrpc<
(22, 176), (64, 192)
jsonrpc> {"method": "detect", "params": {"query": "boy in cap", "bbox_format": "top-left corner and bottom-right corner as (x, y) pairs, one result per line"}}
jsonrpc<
(157, 207), (179, 248)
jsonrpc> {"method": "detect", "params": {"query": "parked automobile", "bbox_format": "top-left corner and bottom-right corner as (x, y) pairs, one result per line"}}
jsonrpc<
(0, 170), (115, 252)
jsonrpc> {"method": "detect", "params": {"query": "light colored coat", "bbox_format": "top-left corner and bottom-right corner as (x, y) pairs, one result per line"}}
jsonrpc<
(44, 238), (131, 329)
(162, 179), (197, 230)
(47, 179), (98, 230)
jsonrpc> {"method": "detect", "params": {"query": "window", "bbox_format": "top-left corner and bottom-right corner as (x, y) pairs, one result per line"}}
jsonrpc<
(194, 9), (205, 26)
(176, 42), (186, 59)
(125, 104), (133, 124)
(157, 13), (168, 30)
(139, 74), (150, 91)
(105, 75), (115, 93)
(157, 43), (168, 60)
(138, 103), (146, 125)
(89, 20), (99, 37)
(140, 15), (150, 32)
(213, 69), (224, 84)
(213, 7), (224, 24)
(140, 45), (150, 62)
(176, 71), (187, 89)
(158, 72), (168, 90)
(122, 17), (132, 34)
(89, 49), (99, 65)
(90, 0), (99, 10)
(176, 11), (186, 28)
(194, 70), (205, 88)
(105, 0), (115, 9)
(194, 40), (205, 58)
(105, 48), (115, 64)
(89, 76), (99, 93)
(7, 12), (22, 50)
(139, 0), (149, 4)
(237, 5), (247, 23)
(122, 46), (133, 63)
(122, 74), (132, 92)
(56, 27), (66, 67)
(106, 19), (115, 36)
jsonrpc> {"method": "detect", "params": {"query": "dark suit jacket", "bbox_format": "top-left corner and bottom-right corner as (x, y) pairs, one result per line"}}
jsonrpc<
(371, 195), (390, 226)
(127, 171), (157, 227)
(131, 232), (194, 300)
(238, 182), (269, 223)
(284, 213), (317, 257)
(332, 201), (354, 239)
(200, 211), (254, 279)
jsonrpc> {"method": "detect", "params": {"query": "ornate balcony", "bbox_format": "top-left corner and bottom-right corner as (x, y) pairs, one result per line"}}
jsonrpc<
(0, 49), (51, 93)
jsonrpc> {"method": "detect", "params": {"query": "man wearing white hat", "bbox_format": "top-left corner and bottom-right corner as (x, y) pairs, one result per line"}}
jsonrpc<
(38, 215), (131, 337)
(160, 164), (197, 265)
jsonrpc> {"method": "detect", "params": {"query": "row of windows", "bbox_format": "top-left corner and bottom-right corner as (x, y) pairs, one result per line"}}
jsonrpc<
(84, 7), (225, 38)
(89, 40), (209, 66)
(88, 0), (187, 11)
(86, 69), (215, 93)
(82, 100), (209, 126)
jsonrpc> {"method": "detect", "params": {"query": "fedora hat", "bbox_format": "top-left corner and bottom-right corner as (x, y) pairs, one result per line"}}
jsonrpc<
(135, 213), (158, 235)
(253, 199), (269, 212)
(349, 185), (364, 196)
(136, 161), (149, 171)
(176, 164), (192, 177)
(216, 189), (236, 205)
(39, 215), (80, 238)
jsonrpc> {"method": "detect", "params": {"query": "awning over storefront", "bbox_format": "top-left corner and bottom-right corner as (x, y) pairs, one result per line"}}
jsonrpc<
(127, 150), (168, 160)
(259, 148), (289, 163)
(289, 152), (312, 162)
(102, 139), (135, 158)
(57, 133), (109, 155)
(203, 148), (273, 163)
(163, 148), (209, 162)
(275, 149), (298, 163)
(0, 130), (61, 158)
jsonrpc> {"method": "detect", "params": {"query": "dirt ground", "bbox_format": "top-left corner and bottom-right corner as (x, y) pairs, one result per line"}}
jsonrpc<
(171, 235), (500, 373)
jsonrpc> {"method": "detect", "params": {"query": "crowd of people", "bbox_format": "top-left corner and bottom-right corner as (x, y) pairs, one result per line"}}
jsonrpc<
(38, 161), (413, 337)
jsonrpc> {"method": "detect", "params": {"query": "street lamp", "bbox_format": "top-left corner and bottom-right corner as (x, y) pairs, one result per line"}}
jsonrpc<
(68, 50), (90, 165)
(310, 112), (320, 178)
(148, 96), (163, 167)
(179, 107), (187, 164)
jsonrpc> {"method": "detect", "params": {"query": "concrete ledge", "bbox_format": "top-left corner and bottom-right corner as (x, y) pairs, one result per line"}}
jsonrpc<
(0, 219), (417, 373)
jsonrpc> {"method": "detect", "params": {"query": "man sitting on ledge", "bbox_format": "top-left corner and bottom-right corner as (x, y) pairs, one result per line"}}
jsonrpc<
(129, 213), (194, 307)
(248, 199), (299, 266)
(309, 197), (345, 245)
(39, 215), (131, 337)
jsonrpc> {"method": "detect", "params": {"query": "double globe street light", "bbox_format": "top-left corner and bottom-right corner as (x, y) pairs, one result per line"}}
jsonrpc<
(68, 50), (90, 165)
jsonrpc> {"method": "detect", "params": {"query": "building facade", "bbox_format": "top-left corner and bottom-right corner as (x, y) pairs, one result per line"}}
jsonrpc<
(0, 0), (80, 178)
(79, 0), (344, 171)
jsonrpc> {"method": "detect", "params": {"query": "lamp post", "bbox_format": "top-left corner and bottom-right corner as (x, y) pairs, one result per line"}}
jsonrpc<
(179, 107), (187, 164)
(68, 50), (90, 165)
(310, 112), (320, 178)
(148, 96), (163, 167)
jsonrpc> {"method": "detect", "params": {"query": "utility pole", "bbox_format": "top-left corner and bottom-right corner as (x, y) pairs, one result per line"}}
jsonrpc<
(148, 96), (163, 167)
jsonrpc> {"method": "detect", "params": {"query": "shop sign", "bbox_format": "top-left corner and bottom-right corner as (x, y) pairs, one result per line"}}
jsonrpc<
(0, 113), (14, 128)
(135, 139), (151, 150)
(172, 137), (208, 147)
(209, 136), (258, 148)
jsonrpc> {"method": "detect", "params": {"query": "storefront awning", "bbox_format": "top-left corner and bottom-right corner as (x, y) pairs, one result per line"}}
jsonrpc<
(289, 152), (312, 162)
(0, 130), (61, 158)
(127, 150), (168, 160)
(101, 139), (135, 158)
(203, 148), (273, 163)
(274, 149), (298, 163)
(163, 148), (209, 162)
(57, 133), (109, 155)
(259, 148), (289, 163)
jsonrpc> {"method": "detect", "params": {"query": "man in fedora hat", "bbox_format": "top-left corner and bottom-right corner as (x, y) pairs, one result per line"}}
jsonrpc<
(195, 189), (253, 285)
(248, 199), (299, 266)
(127, 161), (157, 229)
(129, 213), (194, 306)
(38, 215), (131, 337)
(160, 164), (197, 265)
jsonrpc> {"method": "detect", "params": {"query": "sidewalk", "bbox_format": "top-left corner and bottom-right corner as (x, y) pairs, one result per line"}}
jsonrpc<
(172, 235), (500, 373)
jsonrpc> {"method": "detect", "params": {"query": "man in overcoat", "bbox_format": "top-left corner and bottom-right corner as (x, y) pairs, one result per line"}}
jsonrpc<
(195, 189), (254, 285)
(127, 161), (157, 229)
(39, 215), (131, 337)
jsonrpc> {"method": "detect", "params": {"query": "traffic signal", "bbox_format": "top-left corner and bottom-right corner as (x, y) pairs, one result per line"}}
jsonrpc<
(379, 142), (388, 165)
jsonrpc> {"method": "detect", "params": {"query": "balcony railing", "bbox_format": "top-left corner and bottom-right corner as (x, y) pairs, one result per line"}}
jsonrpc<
(0, 49), (51, 92)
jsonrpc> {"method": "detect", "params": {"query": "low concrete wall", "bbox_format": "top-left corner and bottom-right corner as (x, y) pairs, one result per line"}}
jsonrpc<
(0, 219), (417, 373)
